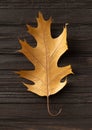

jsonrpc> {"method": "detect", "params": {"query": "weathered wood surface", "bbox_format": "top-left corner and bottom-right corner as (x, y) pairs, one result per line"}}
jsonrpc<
(0, 0), (92, 130)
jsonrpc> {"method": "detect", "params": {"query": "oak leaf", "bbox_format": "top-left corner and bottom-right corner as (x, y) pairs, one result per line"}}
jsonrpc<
(17, 12), (73, 116)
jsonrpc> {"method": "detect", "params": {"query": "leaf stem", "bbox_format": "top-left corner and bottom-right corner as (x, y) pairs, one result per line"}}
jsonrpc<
(47, 96), (62, 116)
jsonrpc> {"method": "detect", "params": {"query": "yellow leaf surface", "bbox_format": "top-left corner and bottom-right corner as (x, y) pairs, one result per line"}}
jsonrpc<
(17, 12), (73, 116)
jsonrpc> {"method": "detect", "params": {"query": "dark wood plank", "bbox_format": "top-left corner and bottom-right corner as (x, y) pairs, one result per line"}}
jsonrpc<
(0, 0), (92, 9)
(0, 9), (91, 24)
(0, 0), (92, 129)
(0, 103), (92, 130)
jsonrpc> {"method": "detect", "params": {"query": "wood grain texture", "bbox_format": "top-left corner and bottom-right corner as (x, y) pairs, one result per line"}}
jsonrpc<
(0, 0), (92, 129)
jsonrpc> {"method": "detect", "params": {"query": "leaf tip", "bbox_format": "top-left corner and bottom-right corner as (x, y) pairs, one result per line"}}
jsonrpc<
(19, 39), (23, 43)
(71, 71), (74, 75)
(18, 39), (26, 52)
(65, 23), (69, 26)
(38, 11), (43, 18)
(26, 24), (30, 28)
(14, 71), (22, 78)
(26, 24), (31, 32)
(14, 71), (20, 75)
(22, 82), (31, 92)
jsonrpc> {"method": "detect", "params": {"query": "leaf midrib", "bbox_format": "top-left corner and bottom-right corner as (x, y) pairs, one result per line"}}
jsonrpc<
(42, 25), (50, 96)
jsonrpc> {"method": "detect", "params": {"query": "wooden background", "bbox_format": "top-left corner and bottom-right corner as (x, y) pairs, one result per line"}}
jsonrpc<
(0, 0), (92, 130)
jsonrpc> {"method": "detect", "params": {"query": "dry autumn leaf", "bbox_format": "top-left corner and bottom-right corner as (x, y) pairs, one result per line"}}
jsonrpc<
(17, 12), (73, 116)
